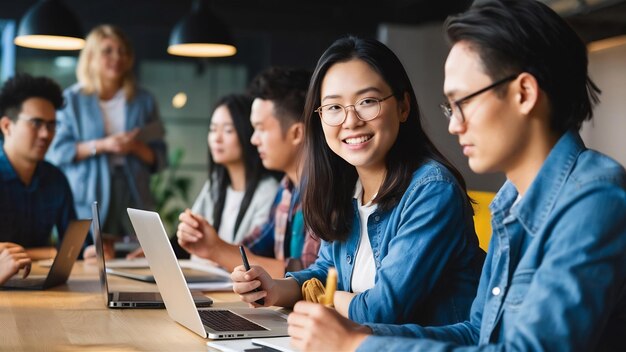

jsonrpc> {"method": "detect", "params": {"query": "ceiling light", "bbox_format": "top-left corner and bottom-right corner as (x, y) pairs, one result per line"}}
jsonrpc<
(14, 0), (84, 51)
(172, 92), (188, 109)
(168, 0), (236, 58)
(588, 34), (626, 53)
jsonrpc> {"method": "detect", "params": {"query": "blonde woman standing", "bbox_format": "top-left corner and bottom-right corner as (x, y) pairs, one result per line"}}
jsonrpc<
(48, 25), (167, 254)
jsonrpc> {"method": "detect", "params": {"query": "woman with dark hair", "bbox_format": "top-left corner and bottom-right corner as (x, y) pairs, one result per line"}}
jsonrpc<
(232, 36), (484, 326)
(187, 94), (279, 244)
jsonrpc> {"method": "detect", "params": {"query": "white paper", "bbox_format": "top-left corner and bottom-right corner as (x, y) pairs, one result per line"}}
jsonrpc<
(252, 337), (299, 352)
(188, 281), (233, 291)
(206, 338), (256, 352)
(105, 258), (150, 268)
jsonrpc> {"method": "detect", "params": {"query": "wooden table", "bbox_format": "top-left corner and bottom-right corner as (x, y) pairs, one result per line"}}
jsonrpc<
(0, 261), (246, 352)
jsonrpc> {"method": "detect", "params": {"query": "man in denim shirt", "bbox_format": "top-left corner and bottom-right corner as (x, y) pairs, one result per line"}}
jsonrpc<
(286, 1), (626, 351)
(0, 74), (76, 261)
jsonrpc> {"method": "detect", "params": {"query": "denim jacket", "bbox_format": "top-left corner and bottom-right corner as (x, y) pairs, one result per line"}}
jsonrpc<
(288, 160), (484, 325)
(362, 131), (626, 351)
(46, 84), (167, 222)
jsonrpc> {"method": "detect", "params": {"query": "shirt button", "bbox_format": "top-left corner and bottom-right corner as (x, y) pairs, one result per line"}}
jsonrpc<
(374, 215), (380, 222)
(346, 255), (352, 264)
(492, 287), (501, 296)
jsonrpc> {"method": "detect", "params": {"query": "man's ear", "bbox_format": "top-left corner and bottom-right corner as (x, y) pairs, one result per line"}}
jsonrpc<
(515, 73), (540, 116)
(289, 122), (305, 146)
(0, 116), (12, 137)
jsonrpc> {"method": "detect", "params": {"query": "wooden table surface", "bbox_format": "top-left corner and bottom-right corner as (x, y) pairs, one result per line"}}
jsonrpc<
(0, 261), (246, 352)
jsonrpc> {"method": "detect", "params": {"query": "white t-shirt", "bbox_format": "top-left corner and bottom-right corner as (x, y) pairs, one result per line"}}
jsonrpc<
(217, 186), (245, 242)
(99, 89), (126, 165)
(351, 180), (377, 293)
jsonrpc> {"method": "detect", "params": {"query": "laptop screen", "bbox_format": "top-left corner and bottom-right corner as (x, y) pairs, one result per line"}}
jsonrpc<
(91, 201), (110, 303)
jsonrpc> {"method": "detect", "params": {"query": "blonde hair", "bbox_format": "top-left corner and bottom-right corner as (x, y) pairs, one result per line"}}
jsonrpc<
(76, 24), (136, 100)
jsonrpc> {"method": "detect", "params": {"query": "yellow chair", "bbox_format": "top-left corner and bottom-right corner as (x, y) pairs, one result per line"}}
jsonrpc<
(468, 190), (496, 251)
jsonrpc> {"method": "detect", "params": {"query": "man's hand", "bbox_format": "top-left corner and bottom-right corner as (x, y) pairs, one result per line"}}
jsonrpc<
(0, 242), (32, 284)
(288, 301), (371, 352)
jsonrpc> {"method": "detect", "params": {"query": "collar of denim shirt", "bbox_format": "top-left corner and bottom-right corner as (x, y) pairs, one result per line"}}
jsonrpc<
(490, 130), (585, 235)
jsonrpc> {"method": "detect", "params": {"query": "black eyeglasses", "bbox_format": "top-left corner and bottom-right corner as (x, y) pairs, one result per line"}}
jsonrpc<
(315, 94), (394, 126)
(18, 117), (58, 133)
(440, 74), (519, 123)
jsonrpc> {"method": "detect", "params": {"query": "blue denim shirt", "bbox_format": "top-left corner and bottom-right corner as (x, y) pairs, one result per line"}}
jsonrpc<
(0, 144), (76, 247)
(288, 160), (484, 325)
(46, 84), (167, 222)
(361, 131), (626, 351)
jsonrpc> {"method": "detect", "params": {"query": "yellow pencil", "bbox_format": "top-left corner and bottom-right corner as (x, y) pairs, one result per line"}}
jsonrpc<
(324, 268), (337, 307)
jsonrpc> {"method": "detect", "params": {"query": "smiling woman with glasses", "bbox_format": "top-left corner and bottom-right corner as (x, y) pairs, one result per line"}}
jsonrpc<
(231, 36), (485, 331)
(440, 73), (519, 123)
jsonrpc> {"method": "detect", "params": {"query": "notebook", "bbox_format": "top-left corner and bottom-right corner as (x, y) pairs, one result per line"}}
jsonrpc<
(206, 337), (298, 352)
(127, 207), (289, 339)
(91, 201), (213, 308)
(1, 219), (91, 290)
(252, 337), (298, 352)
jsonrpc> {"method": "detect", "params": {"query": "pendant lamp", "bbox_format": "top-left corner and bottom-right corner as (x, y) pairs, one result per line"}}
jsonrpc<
(14, 0), (84, 51)
(168, 0), (236, 57)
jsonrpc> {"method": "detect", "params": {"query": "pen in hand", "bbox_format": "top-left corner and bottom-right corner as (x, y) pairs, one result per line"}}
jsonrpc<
(239, 245), (265, 305)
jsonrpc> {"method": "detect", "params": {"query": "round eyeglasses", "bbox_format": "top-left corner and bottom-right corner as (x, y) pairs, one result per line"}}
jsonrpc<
(18, 116), (59, 133)
(315, 94), (394, 126)
(440, 74), (519, 123)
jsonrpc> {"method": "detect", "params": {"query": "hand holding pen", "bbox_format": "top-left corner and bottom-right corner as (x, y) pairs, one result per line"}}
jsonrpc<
(239, 246), (265, 305)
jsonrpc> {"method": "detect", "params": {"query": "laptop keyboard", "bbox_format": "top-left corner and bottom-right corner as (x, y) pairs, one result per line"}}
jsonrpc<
(199, 310), (268, 331)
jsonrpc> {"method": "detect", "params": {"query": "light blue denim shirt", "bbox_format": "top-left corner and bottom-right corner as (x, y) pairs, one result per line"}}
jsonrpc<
(288, 160), (484, 325)
(361, 131), (626, 351)
(46, 84), (167, 222)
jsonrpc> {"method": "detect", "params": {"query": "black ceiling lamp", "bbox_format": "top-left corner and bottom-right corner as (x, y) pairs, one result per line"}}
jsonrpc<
(168, 0), (236, 58)
(14, 0), (84, 50)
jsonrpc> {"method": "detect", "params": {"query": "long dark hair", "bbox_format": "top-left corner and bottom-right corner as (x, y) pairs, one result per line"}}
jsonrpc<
(302, 36), (470, 242)
(209, 94), (266, 240)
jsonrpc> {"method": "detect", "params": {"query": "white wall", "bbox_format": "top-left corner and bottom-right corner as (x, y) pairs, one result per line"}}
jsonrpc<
(379, 23), (506, 192)
(583, 44), (626, 167)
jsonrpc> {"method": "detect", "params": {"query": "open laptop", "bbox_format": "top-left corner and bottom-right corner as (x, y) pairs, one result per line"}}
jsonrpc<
(91, 202), (213, 308)
(127, 207), (289, 339)
(106, 264), (230, 284)
(1, 219), (91, 290)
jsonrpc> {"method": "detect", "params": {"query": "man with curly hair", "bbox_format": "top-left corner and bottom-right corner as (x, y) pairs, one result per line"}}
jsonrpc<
(0, 74), (76, 261)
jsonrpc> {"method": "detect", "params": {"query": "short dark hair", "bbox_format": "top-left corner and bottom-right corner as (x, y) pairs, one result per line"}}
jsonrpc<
(302, 36), (470, 241)
(0, 73), (64, 121)
(247, 67), (311, 132)
(444, 0), (601, 134)
(0, 73), (63, 137)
